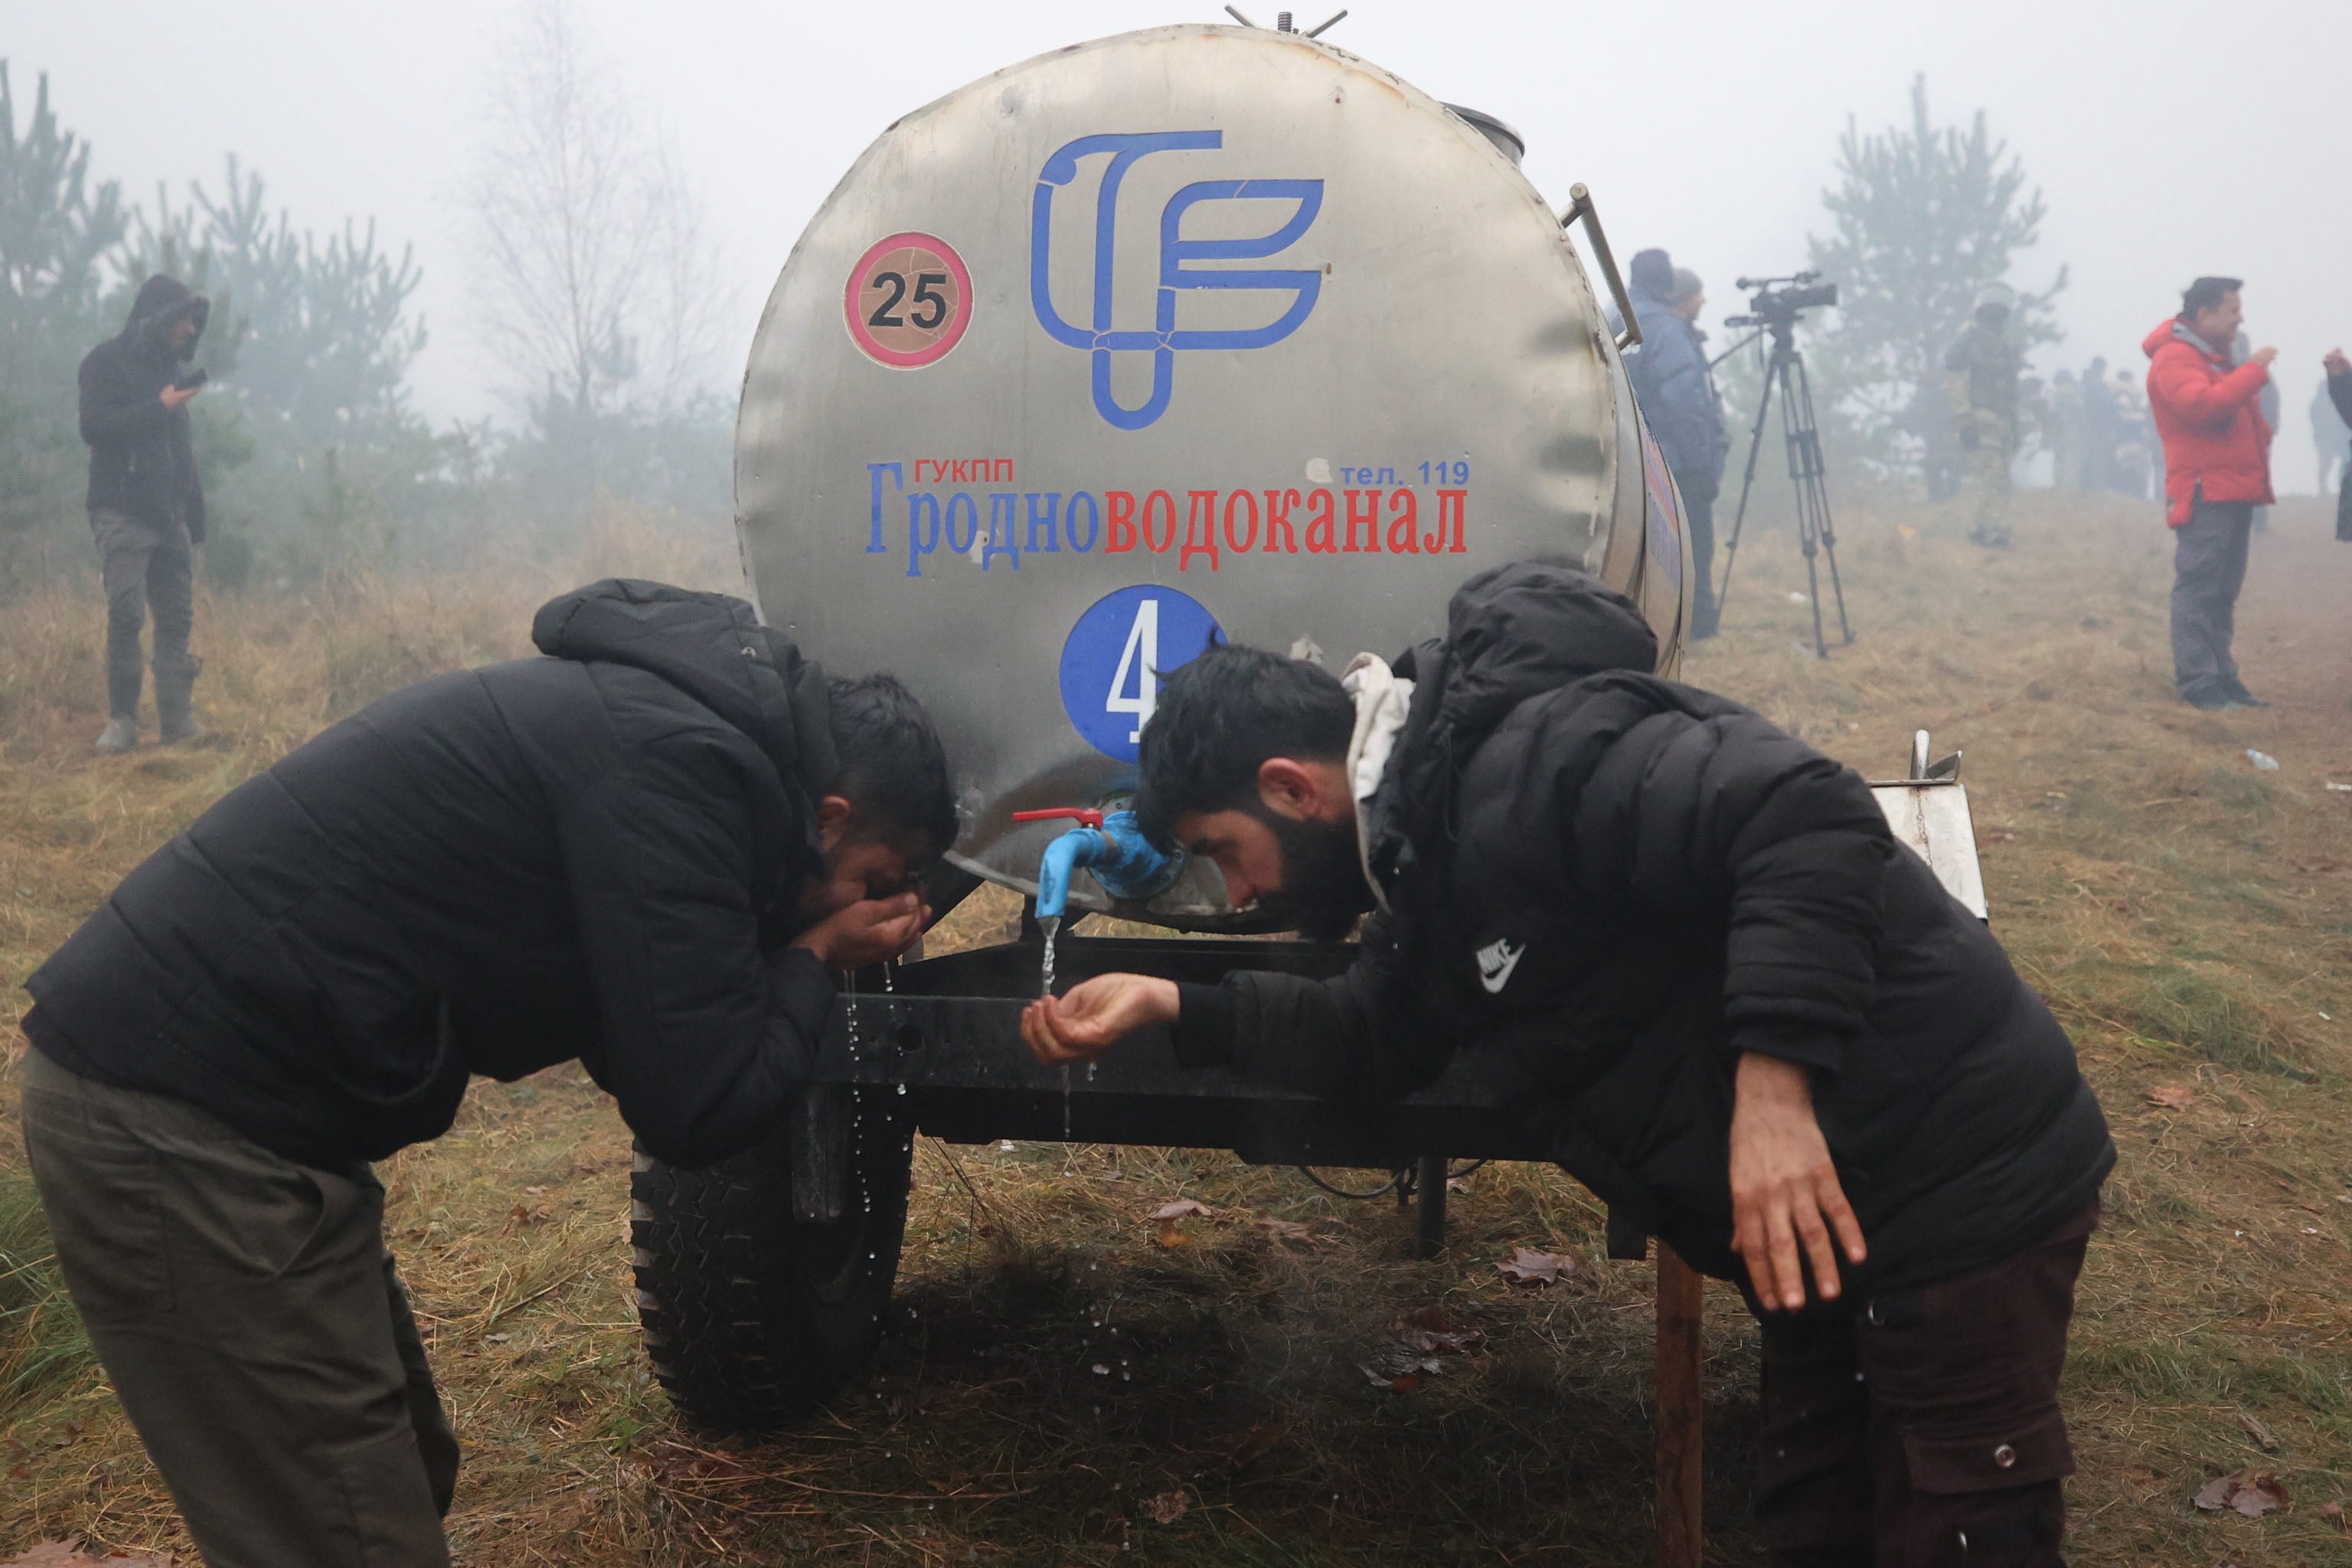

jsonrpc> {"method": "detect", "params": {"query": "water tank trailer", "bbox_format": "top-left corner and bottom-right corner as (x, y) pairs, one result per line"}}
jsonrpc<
(630, 24), (1982, 1560)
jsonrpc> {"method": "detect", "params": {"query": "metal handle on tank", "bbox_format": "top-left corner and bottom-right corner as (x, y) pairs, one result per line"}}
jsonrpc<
(1563, 184), (1641, 354)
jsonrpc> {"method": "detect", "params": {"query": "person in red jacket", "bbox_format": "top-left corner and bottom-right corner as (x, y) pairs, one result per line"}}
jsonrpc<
(2145, 276), (2277, 709)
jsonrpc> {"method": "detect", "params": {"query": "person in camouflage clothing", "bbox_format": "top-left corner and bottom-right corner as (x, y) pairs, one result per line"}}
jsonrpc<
(1946, 286), (2023, 547)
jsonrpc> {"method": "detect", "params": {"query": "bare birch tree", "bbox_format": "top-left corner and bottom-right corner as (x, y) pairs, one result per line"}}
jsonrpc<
(464, 0), (730, 426)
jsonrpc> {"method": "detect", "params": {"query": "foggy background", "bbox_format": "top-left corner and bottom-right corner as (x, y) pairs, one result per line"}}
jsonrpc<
(12, 0), (2349, 485)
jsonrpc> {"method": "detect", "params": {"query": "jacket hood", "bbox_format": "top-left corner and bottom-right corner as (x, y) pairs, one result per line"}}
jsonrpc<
(126, 274), (210, 361)
(2145, 318), (2222, 363)
(1405, 560), (1660, 741)
(1367, 561), (1659, 888)
(531, 580), (838, 795)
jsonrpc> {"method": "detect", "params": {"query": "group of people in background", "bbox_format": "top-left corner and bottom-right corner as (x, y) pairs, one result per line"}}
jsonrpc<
(1620, 257), (2352, 714)
(2037, 358), (2162, 501)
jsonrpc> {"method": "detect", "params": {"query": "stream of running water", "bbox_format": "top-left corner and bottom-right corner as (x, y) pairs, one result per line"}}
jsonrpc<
(1039, 916), (1072, 1138)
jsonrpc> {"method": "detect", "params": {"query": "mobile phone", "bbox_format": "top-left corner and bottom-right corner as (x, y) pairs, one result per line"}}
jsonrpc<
(173, 368), (210, 393)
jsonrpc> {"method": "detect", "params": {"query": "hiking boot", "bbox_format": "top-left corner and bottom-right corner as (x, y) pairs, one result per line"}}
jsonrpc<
(2220, 679), (2269, 709)
(154, 652), (203, 744)
(2180, 688), (2237, 713)
(93, 716), (139, 754)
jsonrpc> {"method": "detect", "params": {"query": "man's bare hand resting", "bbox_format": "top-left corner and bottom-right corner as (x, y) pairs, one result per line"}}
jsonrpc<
(1729, 1052), (1868, 1311)
(1020, 974), (1175, 1066)
(789, 892), (929, 970)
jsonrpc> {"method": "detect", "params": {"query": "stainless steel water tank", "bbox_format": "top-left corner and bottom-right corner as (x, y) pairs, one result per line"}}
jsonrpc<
(737, 23), (1687, 925)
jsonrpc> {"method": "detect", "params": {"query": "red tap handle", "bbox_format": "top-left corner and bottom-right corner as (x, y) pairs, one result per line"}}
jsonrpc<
(1012, 807), (1105, 828)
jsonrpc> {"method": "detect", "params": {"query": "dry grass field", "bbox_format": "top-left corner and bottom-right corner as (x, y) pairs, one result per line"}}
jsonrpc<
(3, 491), (2350, 1565)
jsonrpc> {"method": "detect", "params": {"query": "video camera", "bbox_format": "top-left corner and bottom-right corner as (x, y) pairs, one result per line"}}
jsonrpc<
(1723, 271), (1838, 330)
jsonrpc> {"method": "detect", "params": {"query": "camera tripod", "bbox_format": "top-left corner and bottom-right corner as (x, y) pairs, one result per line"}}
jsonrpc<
(1714, 311), (1852, 657)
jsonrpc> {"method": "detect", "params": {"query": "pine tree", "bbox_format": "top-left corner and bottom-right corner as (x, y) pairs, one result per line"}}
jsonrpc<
(1807, 75), (2066, 496)
(0, 63), (129, 580)
(125, 155), (426, 447)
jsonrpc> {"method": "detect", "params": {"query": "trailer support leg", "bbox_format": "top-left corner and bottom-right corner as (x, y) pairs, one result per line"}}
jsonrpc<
(1411, 1155), (1447, 1259)
(1655, 1243), (1706, 1568)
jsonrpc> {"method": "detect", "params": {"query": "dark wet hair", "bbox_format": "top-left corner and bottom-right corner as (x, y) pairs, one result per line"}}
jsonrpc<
(825, 674), (957, 860)
(1134, 645), (1353, 850)
(2180, 276), (2243, 320)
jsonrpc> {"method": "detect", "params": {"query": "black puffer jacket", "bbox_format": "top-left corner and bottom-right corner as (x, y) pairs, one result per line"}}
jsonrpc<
(1174, 564), (2113, 1294)
(26, 580), (840, 1169)
(79, 274), (211, 539)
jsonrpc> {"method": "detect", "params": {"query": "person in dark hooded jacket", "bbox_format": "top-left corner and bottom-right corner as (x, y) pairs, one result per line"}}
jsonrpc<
(18, 579), (955, 1566)
(1023, 562), (2114, 1568)
(79, 274), (213, 754)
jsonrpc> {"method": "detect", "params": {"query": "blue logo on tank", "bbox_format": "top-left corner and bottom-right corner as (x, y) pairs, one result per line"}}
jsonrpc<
(1031, 132), (1324, 431)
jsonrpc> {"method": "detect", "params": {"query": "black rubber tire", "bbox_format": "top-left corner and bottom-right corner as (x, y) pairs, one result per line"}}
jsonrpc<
(629, 1101), (914, 1431)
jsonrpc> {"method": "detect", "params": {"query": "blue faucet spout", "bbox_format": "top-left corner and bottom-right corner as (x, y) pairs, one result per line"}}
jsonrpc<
(1034, 827), (1105, 925)
(1032, 809), (1184, 923)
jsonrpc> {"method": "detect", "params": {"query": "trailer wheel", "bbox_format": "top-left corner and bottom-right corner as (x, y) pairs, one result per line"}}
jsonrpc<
(629, 1103), (913, 1431)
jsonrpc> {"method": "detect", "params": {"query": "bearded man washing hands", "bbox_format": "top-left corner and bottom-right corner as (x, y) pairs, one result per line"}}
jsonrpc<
(1024, 562), (2113, 1567)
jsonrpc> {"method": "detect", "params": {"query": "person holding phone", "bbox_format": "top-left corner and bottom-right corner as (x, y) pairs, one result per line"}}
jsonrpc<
(77, 273), (212, 753)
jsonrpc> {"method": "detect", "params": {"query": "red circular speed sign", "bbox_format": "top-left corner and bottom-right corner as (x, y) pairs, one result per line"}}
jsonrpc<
(844, 233), (972, 369)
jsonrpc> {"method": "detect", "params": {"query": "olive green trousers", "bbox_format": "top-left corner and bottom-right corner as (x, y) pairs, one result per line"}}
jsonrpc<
(19, 1048), (457, 1566)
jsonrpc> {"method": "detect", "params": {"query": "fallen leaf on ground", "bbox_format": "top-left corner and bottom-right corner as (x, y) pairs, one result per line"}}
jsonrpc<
(1498, 1246), (1576, 1285)
(2, 1544), (175, 1566)
(1148, 1199), (1214, 1221)
(2236, 1413), (2279, 1452)
(2194, 1469), (2289, 1517)
(1393, 1325), (1478, 1352)
(1254, 1217), (1314, 1245)
(1393, 1307), (1482, 1353)
(2320, 1499), (2344, 1530)
(1361, 1354), (1442, 1390)
(1140, 1488), (1192, 1524)
(1152, 1221), (1192, 1249)
(2145, 1086), (2196, 1112)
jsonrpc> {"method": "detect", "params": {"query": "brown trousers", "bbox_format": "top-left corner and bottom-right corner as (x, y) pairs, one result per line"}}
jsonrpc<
(20, 1047), (457, 1567)
(1753, 1202), (2099, 1566)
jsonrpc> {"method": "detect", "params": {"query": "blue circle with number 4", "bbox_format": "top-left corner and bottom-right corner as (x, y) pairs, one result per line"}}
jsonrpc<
(1058, 585), (1223, 763)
